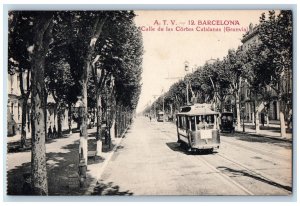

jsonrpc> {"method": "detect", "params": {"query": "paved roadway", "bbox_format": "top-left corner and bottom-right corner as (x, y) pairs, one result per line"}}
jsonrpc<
(92, 116), (292, 196)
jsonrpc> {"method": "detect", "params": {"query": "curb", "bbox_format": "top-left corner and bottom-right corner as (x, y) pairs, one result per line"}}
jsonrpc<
(235, 130), (292, 143)
(84, 126), (130, 195)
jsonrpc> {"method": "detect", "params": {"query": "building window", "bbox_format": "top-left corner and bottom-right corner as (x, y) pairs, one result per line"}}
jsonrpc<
(17, 75), (20, 89)
(18, 103), (20, 120)
(11, 102), (14, 114)
(10, 75), (13, 93)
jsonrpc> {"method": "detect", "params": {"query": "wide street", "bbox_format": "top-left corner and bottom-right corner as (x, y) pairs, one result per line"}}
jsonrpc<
(92, 116), (292, 196)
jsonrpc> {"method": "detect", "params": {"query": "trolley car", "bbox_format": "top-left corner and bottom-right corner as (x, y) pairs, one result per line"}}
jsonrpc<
(157, 111), (164, 122)
(176, 104), (220, 153)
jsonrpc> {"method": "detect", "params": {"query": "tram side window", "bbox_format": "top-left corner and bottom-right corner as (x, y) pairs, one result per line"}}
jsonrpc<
(178, 116), (185, 129)
(196, 115), (202, 124)
(178, 116), (181, 128)
(190, 116), (195, 131)
(182, 117), (186, 129)
(186, 117), (190, 130)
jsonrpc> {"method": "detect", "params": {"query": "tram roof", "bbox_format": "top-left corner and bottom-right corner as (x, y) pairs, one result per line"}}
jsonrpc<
(177, 104), (219, 116)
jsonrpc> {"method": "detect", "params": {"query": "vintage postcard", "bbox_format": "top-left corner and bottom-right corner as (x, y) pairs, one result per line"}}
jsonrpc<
(6, 9), (293, 197)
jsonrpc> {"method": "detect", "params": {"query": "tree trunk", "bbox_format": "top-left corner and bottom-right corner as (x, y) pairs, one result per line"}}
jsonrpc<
(110, 98), (116, 139)
(30, 13), (53, 195)
(254, 94), (260, 134)
(68, 104), (72, 134)
(255, 110), (260, 133)
(31, 64), (48, 195)
(21, 99), (27, 148)
(57, 108), (63, 138)
(110, 83), (116, 139)
(96, 89), (102, 156)
(278, 95), (286, 138)
(236, 93), (241, 130)
(19, 71), (30, 148)
(251, 102), (255, 125)
(116, 106), (120, 137)
(79, 66), (88, 166)
(236, 78), (242, 130)
(110, 119), (115, 139)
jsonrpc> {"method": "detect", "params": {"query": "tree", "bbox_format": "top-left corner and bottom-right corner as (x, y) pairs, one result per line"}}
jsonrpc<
(225, 48), (247, 130)
(45, 12), (80, 138)
(8, 11), (32, 147)
(29, 11), (54, 195)
(64, 11), (107, 165)
(91, 11), (143, 141)
(258, 10), (293, 137)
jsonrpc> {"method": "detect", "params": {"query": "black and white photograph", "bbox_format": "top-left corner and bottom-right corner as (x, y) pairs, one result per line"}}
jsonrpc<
(5, 7), (294, 197)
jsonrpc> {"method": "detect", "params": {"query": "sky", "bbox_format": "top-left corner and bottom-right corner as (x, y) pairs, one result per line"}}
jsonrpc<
(134, 10), (268, 113)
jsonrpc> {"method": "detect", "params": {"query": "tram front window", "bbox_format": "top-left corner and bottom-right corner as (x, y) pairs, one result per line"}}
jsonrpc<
(196, 115), (215, 130)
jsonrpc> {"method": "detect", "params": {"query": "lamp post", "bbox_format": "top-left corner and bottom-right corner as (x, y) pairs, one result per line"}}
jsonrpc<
(73, 96), (87, 186)
(73, 96), (87, 161)
(184, 61), (189, 105)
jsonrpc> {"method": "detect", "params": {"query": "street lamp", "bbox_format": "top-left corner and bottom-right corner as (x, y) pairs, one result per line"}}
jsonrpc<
(73, 96), (87, 186)
(73, 96), (85, 133)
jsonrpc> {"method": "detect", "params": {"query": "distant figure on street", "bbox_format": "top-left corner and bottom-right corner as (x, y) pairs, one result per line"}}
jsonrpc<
(149, 116), (152, 122)
(48, 125), (53, 139)
(53, 125), (57, 138)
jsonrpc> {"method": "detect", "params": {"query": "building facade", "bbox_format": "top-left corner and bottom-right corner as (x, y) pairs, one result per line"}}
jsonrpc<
(240, 23), (292, 123)
(7, 71), (30, 136)
(7, 71), (70, 136)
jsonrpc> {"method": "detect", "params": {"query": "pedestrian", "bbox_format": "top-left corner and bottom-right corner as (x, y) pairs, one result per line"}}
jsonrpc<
(48, 125), (53, 139)
(22, 173), (33, 195)
(149, 116), (152, 122)
(53, 125), (57, 139)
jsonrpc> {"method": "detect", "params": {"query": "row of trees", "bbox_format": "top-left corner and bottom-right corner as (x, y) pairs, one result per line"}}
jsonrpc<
(8, 11), (143, 195)
(146, 10), (292, 137)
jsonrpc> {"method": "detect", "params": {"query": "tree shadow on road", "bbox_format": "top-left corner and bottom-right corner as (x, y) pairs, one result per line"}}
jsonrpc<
(6, 161), (31, 195)
(7, 130), (78, 154)
(217, 166), (292, 192)
(91, 180), (133, 196)
(221, 132), (292, 149)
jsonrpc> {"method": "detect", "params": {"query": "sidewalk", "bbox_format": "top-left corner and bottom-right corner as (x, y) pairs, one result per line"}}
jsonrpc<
(235, 124), (292, 142)
(84, 127), (128, 195)
(6, 126), (126, 195)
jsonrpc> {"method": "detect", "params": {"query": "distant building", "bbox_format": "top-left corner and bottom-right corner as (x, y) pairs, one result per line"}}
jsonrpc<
(205, 58), (217, 65)
(7, 71), (30, 136)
